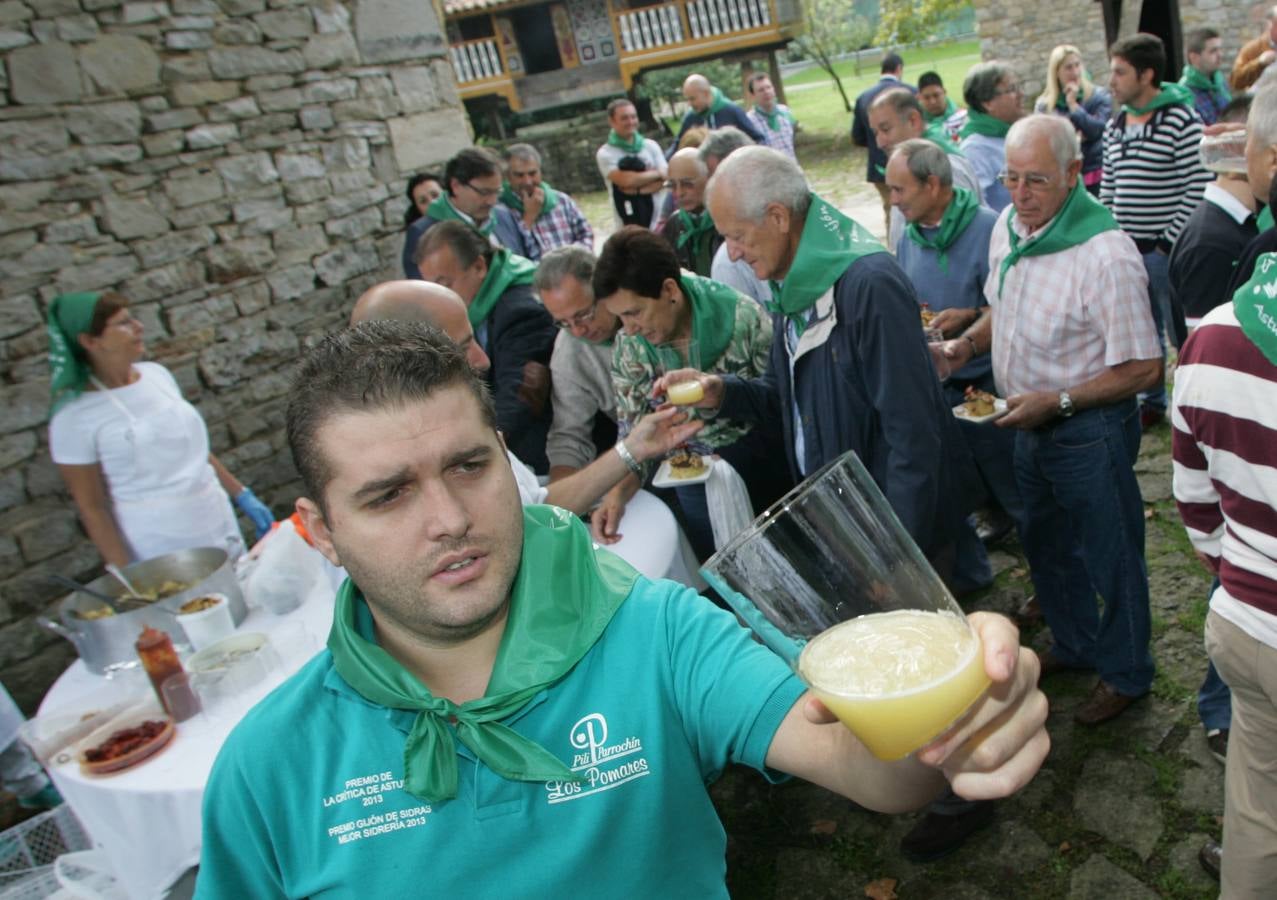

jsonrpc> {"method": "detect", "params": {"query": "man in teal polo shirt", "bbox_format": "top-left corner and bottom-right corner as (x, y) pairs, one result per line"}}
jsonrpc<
(195, 322), (1048, 899)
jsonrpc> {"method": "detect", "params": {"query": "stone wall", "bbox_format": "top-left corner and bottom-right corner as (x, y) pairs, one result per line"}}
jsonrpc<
(974, 0), (1264, 106)
(0, 0), (471, 712)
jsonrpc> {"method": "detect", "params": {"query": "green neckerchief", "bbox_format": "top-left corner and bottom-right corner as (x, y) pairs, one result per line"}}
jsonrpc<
(47, 292), (100, 414)
(1122, 82), (1195, 116)
(923, 120), (964, 157)
(923, 98), (957, 124)
(998, 180), (1119, 297)
(767, 193), (887, 335)
(327, 505), (640, 804)
(426, 194), (493, 236)
(1178, 65), (1230, 100)
(1259, 206), (1274, 232)
(499, 181), (560, 218)
(606, 129), (645, 154)
(905, 187), (980, 273)
(675, 208), (716, 274)
(1233, 252), (1277, 366)
(1054, 84), (1086, 110)
(468, 248), (537, 327)
(707, 85), (730, 117)
(959, 110), (1010, 140)
(634, 271), (739, 372)
(758, 103), (795, 132)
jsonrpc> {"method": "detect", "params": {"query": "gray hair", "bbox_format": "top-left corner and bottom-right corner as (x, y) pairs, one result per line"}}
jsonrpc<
(706, 145), (810, 222)
(1249, 85), (1277, 151)
(699, 126), (754, 166)
(890, 139), (953, 188)
(871, 86), (925, 121)
(964, 61), (1014, 113)
(1005, 114), (1082, 173)
(533, 245), (595, 296)
(504, 142), (541, 166)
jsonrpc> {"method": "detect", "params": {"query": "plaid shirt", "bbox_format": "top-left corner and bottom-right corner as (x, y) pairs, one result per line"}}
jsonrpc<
(985, 207), (1160, 397)
(746, 104), (797, 159)
(525, 191), (594, 253)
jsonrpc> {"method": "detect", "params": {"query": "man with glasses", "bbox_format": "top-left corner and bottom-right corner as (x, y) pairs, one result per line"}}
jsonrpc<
(1103, 33), (1212, 430)
(959, 62), (1025, 213)
(402, 147), (539, 280)
(941, 114), (1162, 726)
(658, 148), (720, 276)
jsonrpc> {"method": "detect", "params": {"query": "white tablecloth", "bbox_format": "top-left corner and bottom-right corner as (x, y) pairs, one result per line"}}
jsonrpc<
(38, 585), (335, 900)
(601, 489), (703, 589)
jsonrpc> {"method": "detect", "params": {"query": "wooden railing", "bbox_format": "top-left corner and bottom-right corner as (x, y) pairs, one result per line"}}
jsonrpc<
(451, 38), (504, 85)
(617, 0), (772, 52)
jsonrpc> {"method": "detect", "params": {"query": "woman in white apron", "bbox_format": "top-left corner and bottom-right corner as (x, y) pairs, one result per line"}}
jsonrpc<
(46, 291), (273, 567)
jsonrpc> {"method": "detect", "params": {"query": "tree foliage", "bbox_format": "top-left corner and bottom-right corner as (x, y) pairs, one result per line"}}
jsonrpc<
(875, 0), (966, 46)
(793, 0), (873, 112)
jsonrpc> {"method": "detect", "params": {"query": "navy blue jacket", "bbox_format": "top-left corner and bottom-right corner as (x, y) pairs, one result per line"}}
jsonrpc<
(483, 281), (557, 474)
(1039, 88), (1112, 177)
(852, 77), (915, 183)
(671, 101), (765, 156)
(401, 204), (540, 279)
(718, 253), (978, 557)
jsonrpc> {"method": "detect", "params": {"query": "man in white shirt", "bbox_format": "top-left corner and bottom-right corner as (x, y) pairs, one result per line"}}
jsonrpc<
(596, 99), (668, 231)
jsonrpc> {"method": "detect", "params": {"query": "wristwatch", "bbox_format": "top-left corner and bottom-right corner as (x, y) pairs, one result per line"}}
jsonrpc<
(1057, 391), (1076, 418)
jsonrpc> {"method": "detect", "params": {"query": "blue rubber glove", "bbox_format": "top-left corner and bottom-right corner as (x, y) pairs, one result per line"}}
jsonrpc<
(234, 487), (274, 540)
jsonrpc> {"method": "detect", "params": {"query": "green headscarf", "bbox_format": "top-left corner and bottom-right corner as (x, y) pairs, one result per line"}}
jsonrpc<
(426, 194), (493, 236)
(905, 187), (980, 273)
(468, 248), (538, 327)
(606, 128), (645, 154)
(499, 182), (560, 218)
(47, 292), (101, 414)
(1178, 65), (1230, 100)
(959, 110), (1010, 140)
(997, 180), (1119, 297)
(328, 505), (640, 804)
(674, 209), (717, 275)
(1259, 206), (1274, 233)
(768, 193), (887, 336)
(923, 98), (957, 124)
(635, 271), (739, 373)
(1122, 82), (1195, 116)
(1232, 253), (1277, 366)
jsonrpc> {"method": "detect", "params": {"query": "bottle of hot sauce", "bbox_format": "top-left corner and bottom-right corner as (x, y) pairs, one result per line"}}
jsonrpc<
(136, 627), (198, 720)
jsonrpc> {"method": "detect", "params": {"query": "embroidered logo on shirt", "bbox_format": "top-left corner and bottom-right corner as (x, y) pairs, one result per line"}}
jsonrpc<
(544, 712), (650, 804)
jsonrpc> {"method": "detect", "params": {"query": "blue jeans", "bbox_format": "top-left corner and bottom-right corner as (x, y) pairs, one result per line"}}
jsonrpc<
(1013, 399), (1155, 696)
(1198, 578), (1232, 731)
(1139, 250), (1171, 412)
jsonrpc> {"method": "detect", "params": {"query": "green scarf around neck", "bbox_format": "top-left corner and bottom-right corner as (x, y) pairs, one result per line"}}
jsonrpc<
(767, 193), (887, 335)
(959, 110), (1010, 140)
(1232, 253), (1277, 366)
(634, 271), (740, 373)
(499, 181), (560, 218)
(1259, 205), (1274, 233)
(327, 505), (640, 804)
(707, 85), (730, 118)
(923, 98), (957, 124)
(468, 249), (537, 327)
(997, 180), (1119, 297)
(675, 208), (717, 274)
(1122, 82), (1195, 116)
(1178, 65), (1230, 100)
(759, 103), (795, 132)
(426, 194), (493, 236)
(905, 187), (980, 273)
(47, 291), (101, 414)
(923, 120), (964, 157)
(606, 128), (645, 154)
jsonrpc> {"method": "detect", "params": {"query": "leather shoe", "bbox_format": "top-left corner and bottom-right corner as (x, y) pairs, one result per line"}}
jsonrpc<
(1015, 595), (1043, 628)
(899, 800), (996, 862)
(1199, 839), (1221, 880)
(1074, 680), (1143, 725)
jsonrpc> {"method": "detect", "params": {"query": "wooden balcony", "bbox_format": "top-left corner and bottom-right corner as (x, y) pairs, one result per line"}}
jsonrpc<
(451, 37), (518, 107)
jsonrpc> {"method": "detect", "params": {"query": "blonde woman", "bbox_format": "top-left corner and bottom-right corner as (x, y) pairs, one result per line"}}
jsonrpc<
(1034, 45), (1112, 194)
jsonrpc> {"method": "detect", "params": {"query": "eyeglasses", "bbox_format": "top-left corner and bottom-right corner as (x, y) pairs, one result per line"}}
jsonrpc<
(994, 83), (1022, 96)
(552, 304), (597, 331)
(997, 171), (1056, 191)
(462, 181), (501, 200)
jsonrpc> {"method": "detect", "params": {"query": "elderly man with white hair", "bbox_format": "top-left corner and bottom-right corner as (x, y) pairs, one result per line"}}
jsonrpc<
(942, 114), (1163, 726)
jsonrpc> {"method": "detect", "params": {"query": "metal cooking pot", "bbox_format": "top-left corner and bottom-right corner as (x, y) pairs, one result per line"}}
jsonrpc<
(38, 547), (247, 676)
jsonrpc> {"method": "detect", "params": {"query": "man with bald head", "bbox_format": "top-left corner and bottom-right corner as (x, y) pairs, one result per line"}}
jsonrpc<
(350, 279), (703, 580)
(658, 148), (721, 275)
(672, 73), (763, 154)
(941, 114), (1161, 726)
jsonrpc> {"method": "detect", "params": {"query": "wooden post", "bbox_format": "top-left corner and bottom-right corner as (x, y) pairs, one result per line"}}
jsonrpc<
(767, 47), (785, 105)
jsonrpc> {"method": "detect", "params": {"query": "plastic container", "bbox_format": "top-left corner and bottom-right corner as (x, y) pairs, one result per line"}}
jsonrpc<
(0, 805), (91, 899)
(175, 593), (235, 651)
(1199, 129), (1247, 174)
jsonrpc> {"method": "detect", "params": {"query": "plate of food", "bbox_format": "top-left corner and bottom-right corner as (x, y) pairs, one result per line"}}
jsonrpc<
(652, 449), (713, 487)
(79, 716), (175, 776)
(953, 387), (1008, 424)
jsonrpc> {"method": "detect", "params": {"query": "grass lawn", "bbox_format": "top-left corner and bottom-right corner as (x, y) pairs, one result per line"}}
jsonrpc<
(782, 39), (982, 138)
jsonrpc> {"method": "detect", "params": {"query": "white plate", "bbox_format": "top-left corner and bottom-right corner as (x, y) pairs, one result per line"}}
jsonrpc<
(952, 397), (1008, 424)
(652, 455), (714, 487)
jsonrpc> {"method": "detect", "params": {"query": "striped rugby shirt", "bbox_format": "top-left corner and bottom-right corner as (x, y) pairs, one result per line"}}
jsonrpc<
(1100, 102), (1212, 251)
